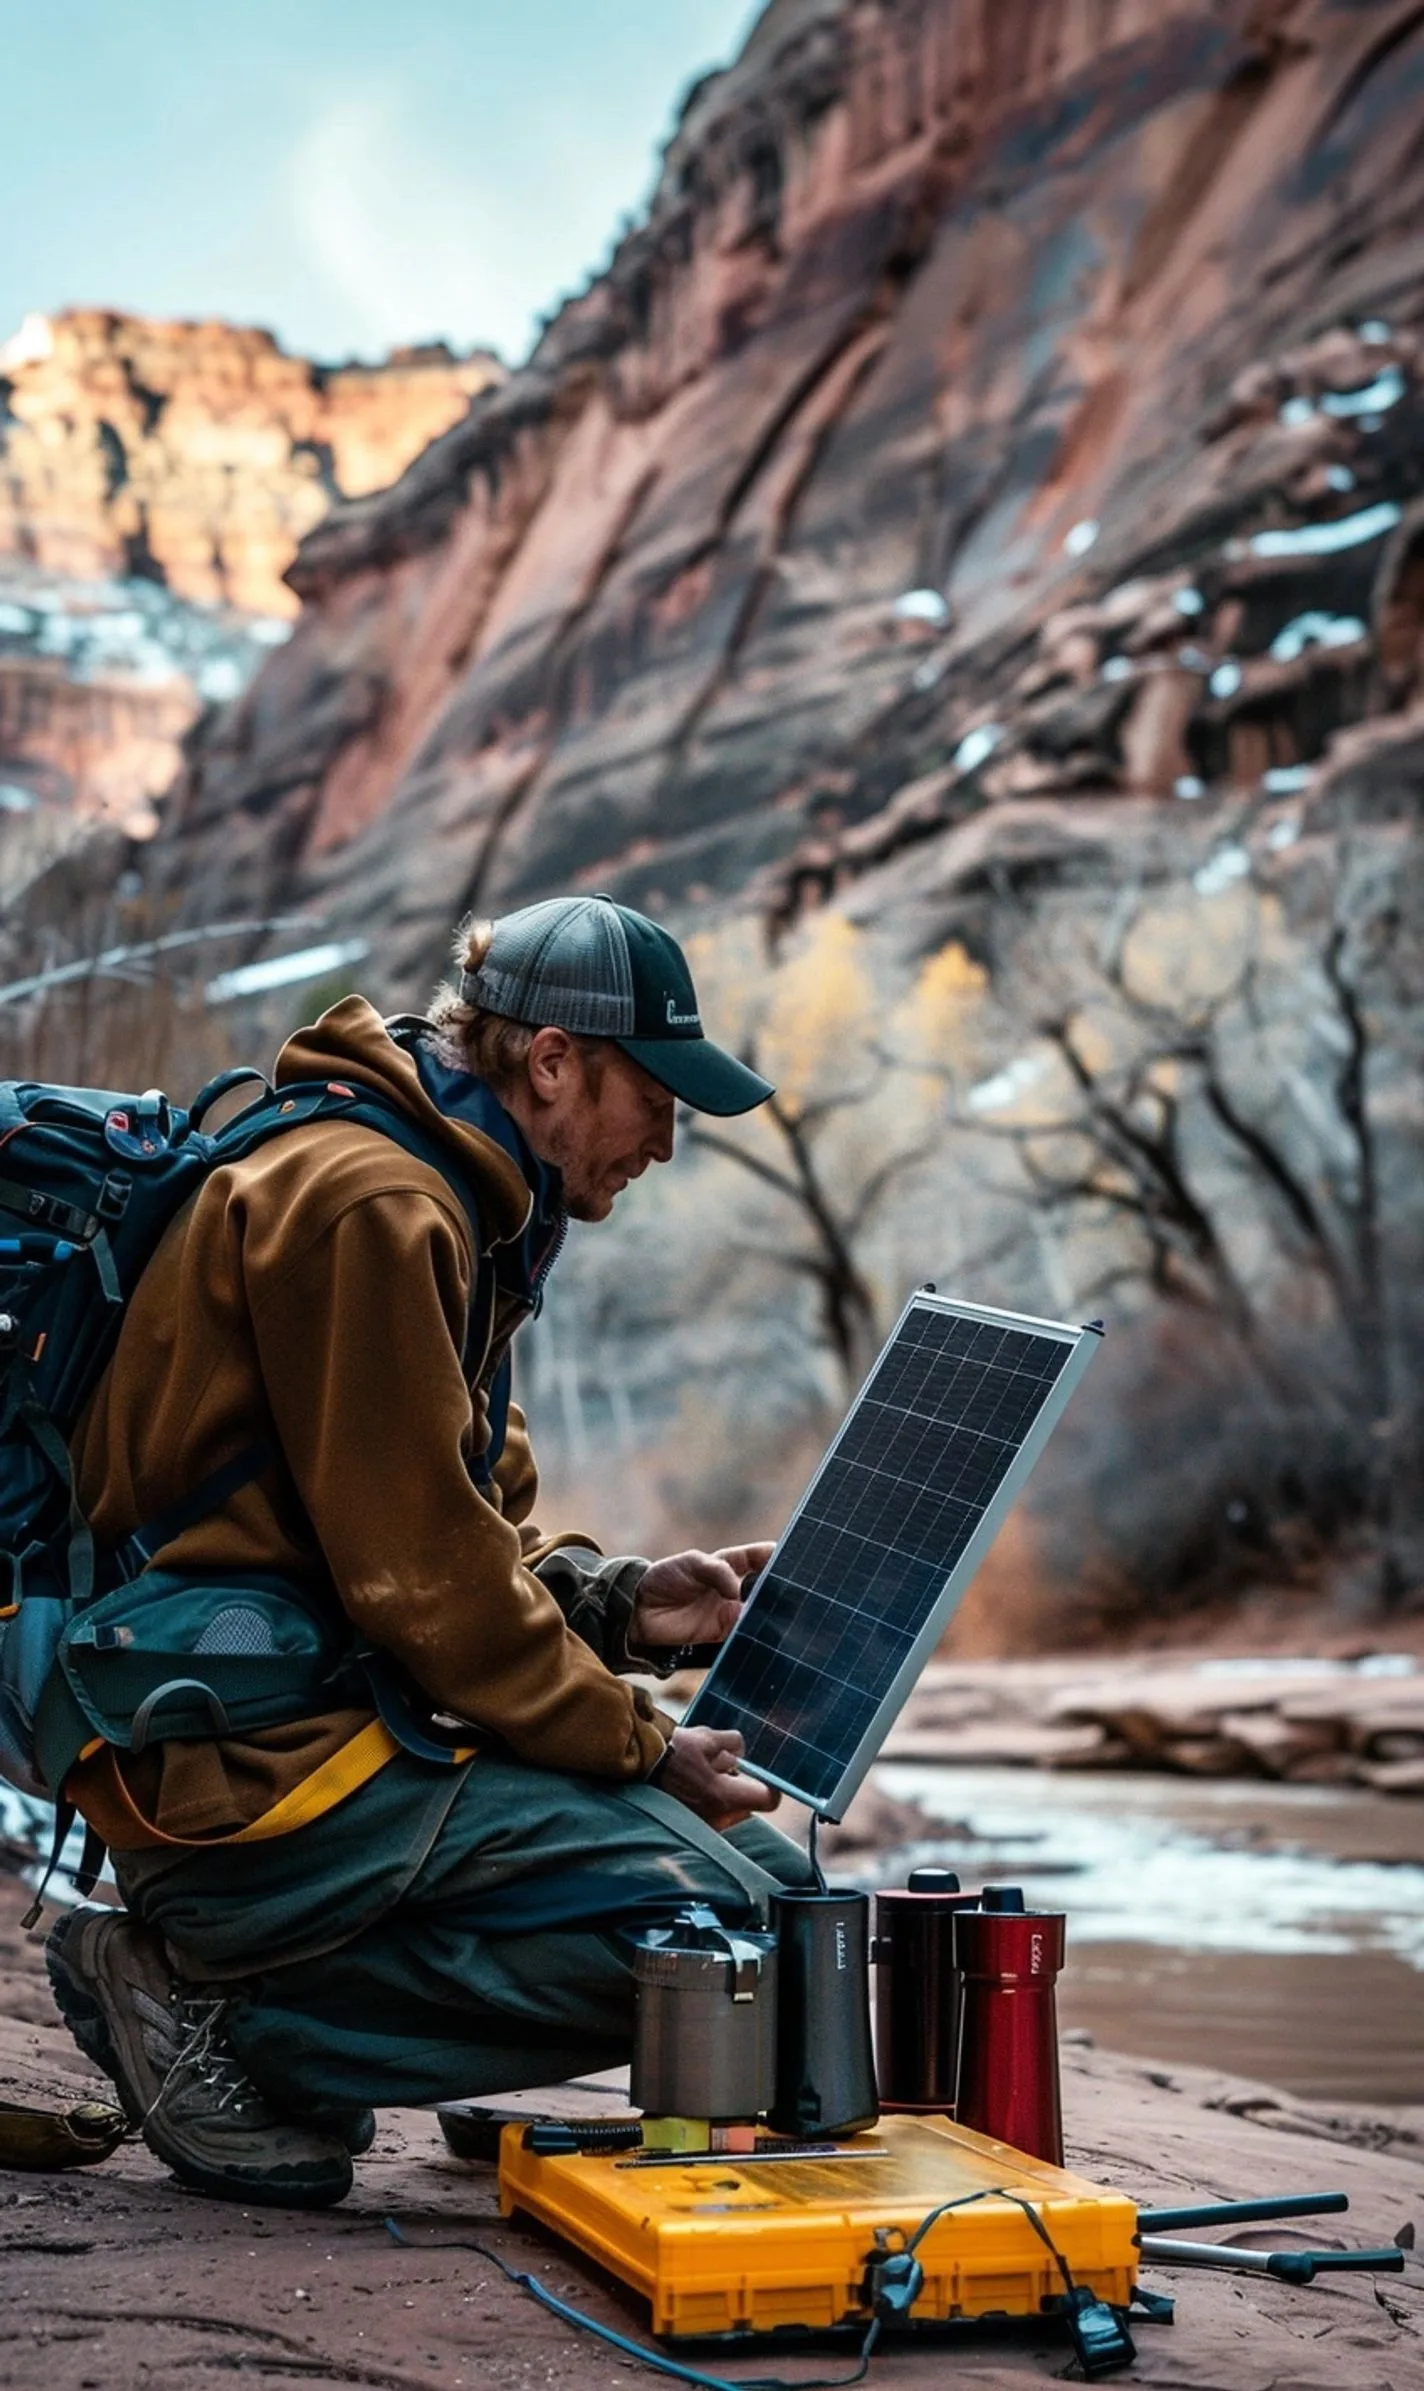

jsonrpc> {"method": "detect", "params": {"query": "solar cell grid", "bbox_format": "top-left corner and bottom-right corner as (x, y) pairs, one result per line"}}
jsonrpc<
(685, 1294), (1099, 1814)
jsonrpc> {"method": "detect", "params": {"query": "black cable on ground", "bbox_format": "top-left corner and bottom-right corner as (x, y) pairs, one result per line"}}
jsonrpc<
(383, 2220), (880, 2391)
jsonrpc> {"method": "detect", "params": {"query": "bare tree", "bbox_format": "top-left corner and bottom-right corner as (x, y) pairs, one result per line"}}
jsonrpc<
(954, 851), (1421, 1606)
(681, 1049), (933, 1387)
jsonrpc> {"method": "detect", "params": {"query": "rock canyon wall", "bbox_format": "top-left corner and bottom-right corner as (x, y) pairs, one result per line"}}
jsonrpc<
(0, 309), (500, 614)
(0, 312), (500, 839)
(155, 0), (1424, 980)
(51, 0), (1424, 1615)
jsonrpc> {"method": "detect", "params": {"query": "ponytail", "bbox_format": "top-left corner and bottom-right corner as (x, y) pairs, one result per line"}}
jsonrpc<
(428, 916), (538, 1091)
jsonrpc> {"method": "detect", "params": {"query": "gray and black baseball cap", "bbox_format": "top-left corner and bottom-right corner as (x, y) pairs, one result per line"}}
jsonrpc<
(460, 895), (773, 1117)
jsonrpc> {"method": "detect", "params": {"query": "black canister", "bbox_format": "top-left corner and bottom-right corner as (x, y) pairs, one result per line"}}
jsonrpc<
(768, 1889), (879, 2138)
(873, 1867), (980, 2111)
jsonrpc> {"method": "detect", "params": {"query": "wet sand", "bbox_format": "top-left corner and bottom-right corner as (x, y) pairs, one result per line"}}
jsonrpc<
(1060, 1943), (1424, 2104)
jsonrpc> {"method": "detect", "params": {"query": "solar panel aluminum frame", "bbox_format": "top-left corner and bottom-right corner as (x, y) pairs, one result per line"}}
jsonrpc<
(685, 1292), (1103, 1821)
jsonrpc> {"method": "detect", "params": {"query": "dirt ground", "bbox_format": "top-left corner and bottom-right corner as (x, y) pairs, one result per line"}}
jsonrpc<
(2, 1868), (1422, 2391)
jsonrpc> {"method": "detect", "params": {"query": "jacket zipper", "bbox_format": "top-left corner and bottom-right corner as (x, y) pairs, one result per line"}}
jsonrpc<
(529, 1209), (568, 1315)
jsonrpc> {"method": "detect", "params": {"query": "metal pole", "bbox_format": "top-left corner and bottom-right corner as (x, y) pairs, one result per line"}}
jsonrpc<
(1140, 2235), (1404, 2284)
(1138, 2191), (1348, 2233)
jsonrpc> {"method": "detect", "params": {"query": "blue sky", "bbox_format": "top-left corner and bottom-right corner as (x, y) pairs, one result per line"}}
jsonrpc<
(1, 2), (762, 366)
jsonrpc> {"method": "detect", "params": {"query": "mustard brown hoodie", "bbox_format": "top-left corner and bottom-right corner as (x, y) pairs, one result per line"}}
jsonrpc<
(68, 998), (674, 1846)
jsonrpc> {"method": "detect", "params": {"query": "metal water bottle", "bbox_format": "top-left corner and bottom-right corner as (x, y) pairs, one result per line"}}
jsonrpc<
(768, 1890), (879, 2138)
(632, 1907), (778, 2123)
(952, 1885), (1066, 2165)
(873, 1868), (980, 2111)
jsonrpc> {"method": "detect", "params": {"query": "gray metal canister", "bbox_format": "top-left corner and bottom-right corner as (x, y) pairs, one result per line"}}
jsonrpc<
(632, 1906), (778, 2121)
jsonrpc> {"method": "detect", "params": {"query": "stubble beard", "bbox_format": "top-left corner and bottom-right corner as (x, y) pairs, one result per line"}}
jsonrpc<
(534, 1111), (612, 1223)
(562, 1171), (618, 1224)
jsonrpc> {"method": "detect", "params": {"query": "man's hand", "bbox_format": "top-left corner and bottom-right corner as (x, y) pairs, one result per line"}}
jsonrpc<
(632, 1542), (773, 1651)
(653, 1725), (780, 1830)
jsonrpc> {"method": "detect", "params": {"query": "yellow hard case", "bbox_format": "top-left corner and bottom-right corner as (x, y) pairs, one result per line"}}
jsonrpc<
(498, 2111), (1138, 2339)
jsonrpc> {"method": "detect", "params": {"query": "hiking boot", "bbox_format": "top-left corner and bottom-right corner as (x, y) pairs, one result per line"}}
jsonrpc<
(301, 2101), (378, 2157)
(45, 1906), (353, 2209)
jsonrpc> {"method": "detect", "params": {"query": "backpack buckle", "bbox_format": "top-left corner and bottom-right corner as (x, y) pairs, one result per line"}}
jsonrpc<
(96, 1173), (132, 1223)
(14, 1187), (97, 1241)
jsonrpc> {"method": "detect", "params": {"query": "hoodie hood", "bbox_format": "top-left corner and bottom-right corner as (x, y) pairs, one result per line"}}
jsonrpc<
(275, 996), (533, 1247)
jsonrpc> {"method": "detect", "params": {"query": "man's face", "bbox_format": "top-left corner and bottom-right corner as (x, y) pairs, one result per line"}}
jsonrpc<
(517, 1032), (676, 1221)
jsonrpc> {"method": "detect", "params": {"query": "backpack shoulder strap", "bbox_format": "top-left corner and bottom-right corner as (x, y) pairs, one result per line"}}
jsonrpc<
(332, 1093), (484, 1251)
(110, 1439), (274, 1586)
(208, 1078), (492, 1373)
(330, 1094), (491, 1372)
(210, 1077), (485, 1260)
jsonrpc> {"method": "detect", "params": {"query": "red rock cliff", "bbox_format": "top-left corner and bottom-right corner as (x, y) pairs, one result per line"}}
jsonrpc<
(154, 0), (1424, 1002)
(17, 0), (1424, 1612)
(0, 313), (502, 837)
(0, 310), (502, 618)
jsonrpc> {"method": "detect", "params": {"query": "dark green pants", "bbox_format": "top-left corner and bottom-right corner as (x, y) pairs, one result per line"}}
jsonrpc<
(116, 1754), (814, 2110)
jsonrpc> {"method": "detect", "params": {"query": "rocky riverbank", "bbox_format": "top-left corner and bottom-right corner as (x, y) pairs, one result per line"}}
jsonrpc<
(876, 1652), (1424, 1796)
(1, 1863), (1421, 2390)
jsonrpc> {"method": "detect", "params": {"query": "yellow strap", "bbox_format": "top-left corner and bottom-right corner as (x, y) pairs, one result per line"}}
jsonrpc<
(89, 1718), (416, 1850)
(230, 1718), (408, 1841)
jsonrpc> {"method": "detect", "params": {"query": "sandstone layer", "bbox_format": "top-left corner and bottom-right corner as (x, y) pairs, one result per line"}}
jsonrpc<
(0, 566), (291, 844)
(0, 310), (501, 616)
(880, 1651), (1424, 1791)
(0, 313), (500, 840)
(151, 0), (1424, 999)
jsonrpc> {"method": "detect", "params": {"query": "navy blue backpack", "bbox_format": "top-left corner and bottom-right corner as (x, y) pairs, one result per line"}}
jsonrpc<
(0, 1056), (481, 1894)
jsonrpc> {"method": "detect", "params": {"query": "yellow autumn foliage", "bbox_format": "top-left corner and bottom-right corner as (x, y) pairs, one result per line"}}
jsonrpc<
(877, 937), (989, 1110)
(1120, 883), (1257, 1015)
(756, 915), (878, 1114)
(905, 940), (988, 1050)
(681, 920), (764, 1055)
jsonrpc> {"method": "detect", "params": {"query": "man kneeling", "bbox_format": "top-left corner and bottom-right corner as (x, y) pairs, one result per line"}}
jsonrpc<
(48, 895), (812, 2206)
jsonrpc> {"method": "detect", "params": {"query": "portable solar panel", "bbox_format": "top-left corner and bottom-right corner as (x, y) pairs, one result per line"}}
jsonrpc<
(684, 1291), (1102, 1818)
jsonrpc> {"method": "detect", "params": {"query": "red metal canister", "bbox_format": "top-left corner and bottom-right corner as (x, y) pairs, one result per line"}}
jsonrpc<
(952, 1886), (1066, 2165)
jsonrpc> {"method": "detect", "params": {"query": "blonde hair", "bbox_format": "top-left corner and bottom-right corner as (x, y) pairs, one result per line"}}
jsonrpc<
(429, 916), (606, 1095)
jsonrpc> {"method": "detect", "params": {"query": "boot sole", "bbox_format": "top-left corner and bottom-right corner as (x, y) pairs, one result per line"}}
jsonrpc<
(159, 2148), (353, 2209)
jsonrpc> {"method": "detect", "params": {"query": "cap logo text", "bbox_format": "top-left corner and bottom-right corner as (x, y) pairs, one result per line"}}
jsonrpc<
(665, 999), (701, 1028)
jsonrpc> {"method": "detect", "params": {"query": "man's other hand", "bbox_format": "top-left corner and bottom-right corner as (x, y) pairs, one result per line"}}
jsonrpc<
(654, 1725), (780, 1829)
(632, 1543), (773, 1650)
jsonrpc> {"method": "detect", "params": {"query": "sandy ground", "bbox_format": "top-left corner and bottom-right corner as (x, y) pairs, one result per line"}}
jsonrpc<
(3, 1870), (1422, 2391)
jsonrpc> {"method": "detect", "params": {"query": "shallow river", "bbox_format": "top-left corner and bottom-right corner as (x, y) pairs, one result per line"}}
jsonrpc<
(869, 1765), (1424, 2105)
(6, 1772), (1422, 2105)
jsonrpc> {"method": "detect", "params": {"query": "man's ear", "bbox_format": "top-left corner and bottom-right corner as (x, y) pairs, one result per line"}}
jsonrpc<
(526, 1025), (576, 1103)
